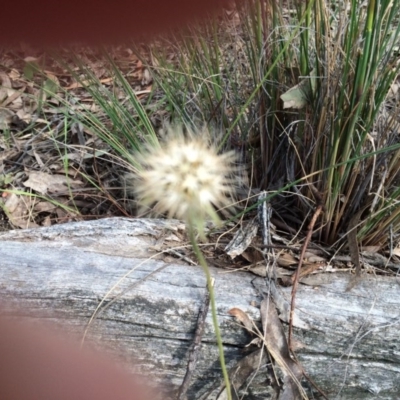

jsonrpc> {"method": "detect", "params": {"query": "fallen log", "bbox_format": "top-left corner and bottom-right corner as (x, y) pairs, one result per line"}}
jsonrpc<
(0, 217), (399, 399)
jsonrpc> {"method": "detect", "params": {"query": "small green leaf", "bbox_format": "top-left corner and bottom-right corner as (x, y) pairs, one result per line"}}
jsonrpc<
(43, 78), (58, 97)
(0, 173), (14, 187)
(23, 61), (41, 80)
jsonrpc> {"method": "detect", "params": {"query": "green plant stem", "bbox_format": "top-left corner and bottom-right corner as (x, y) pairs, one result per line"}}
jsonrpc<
(188, 225), (231, 400)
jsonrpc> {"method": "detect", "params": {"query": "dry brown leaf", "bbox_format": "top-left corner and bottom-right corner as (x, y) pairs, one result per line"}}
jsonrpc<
(305, 254), (326, 263)
(34, 201), (57, 212)
(16, 109), (33, 124)
(2, 192), (39, 229)
(277, 252), (298, 267)
(0, 72), (11, 103)
(228, 307), (254, 333)
(0, 108), (15, 130)
(248, 264), (267, 277)
(0, 149), (19, 166)
(23, 172), (84, 195)
(0, 70), (12, 90)
(0, 69), (23, 109)
(8, 69), (20, 80)
(2, 89), (24, 108)
(260, 298), (306, 399)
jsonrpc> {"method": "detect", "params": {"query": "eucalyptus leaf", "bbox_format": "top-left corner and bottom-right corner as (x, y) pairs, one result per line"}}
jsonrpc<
(280, 68), (317, 109)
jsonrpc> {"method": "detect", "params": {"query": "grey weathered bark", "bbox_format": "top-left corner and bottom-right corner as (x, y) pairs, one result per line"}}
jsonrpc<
(0, 217), (399, 399)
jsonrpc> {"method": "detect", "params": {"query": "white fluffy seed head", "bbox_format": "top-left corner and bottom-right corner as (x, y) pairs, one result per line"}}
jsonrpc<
(133, 126), (237, 236)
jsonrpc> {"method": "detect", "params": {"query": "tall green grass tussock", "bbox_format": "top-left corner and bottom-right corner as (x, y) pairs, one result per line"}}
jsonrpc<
(142, 0), (400, 249)
(5, 1), (398, 247)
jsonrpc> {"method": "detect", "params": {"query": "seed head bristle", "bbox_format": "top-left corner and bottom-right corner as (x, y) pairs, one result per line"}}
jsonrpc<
(134, 126), (236, 235)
